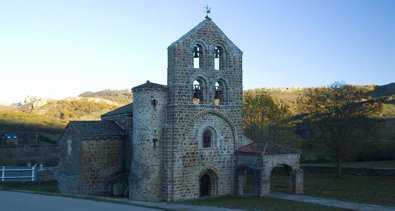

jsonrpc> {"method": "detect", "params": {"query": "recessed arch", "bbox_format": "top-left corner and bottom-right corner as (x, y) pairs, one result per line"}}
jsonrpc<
(198, 125), (219, 148)
(198, 169), (218, 197)
(179, 109), (237, 147)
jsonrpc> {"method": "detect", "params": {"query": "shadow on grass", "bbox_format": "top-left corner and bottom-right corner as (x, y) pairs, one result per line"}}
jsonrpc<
(184, 196), (348, 211)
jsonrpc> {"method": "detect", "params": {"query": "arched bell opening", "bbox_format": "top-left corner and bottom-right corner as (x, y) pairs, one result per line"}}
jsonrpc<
(192, 78), (207, 105)
(193, 44), (203, 69)
(213, 80), (227, 105)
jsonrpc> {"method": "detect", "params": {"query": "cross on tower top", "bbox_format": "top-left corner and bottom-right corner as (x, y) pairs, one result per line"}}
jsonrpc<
(204, 4), (211, 19)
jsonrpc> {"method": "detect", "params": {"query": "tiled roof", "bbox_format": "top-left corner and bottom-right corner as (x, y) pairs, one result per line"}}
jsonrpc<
(236, 141), (300, 155)
(101, 103), (133, 117)
(69, 120), (126, 138)
(132, 80), (167, 91)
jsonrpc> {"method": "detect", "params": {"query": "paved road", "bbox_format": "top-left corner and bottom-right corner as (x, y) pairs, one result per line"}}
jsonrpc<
(0, 191), (244, 211)
(0, 191), (160, 211)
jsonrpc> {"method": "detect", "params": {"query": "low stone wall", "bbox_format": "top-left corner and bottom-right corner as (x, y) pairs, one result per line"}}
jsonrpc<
(302, 166), (395, 176)
(37, 167), (58, 181)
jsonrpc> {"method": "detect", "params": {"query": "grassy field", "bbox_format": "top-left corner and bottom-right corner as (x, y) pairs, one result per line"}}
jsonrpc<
(189, 172), (395, 210)
(185, 196), (348, 211)
(303, 173), (395, 206)
(270, 164), (395, 207)
(1, 170), (394, 209)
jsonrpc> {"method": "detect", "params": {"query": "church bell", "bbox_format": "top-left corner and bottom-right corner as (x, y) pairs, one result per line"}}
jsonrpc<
(193, 46), (200, 58)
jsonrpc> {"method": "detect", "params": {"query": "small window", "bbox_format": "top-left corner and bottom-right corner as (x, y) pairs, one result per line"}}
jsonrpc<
(203, 130), (212, 148)
(67, 139), (72, 156)
(153, 138), (159, 147)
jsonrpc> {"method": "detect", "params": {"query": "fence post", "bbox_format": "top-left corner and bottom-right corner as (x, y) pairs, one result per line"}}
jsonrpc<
(31, 166), (35, 181)
(1, 166), (4, 182)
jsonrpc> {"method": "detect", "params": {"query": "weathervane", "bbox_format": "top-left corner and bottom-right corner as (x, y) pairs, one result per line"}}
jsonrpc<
(204, 4), (211, 19)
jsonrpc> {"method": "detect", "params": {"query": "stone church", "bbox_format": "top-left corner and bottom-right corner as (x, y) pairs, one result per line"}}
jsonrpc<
(58, 16), (303, 201)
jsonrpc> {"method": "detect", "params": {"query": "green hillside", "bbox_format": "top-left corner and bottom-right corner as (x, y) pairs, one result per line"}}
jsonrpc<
(0, 91), (131, 146)
(22, 98), (121, 120)
(249, 84), (395, 118)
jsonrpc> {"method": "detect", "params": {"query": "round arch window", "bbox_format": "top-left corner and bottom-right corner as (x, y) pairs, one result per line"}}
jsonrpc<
(203, 129), (212, 148)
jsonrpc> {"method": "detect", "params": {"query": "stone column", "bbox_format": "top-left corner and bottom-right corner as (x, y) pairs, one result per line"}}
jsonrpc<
(294, 169), (304, 194)
(237, 173), (244, 196)
(288, 170), (296, 193)
(260, 169), (270, 196)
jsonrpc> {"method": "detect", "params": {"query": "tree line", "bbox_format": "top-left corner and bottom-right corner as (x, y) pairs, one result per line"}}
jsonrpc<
(244, 82), (393, 178)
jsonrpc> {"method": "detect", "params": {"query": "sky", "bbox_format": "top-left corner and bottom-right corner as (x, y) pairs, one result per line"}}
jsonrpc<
(0, 0), (394, 104)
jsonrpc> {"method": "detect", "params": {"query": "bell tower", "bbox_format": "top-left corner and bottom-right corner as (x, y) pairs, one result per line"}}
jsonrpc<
(163, 17), (244, 201)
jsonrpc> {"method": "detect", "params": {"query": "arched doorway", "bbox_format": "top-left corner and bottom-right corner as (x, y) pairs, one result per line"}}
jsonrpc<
(270, 164), (294, 193)
(199, 169), (218, 197)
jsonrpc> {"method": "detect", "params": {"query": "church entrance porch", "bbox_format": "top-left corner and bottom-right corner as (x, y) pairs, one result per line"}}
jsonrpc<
(199, 169), (218, 197)
(236, 141), (304, 196)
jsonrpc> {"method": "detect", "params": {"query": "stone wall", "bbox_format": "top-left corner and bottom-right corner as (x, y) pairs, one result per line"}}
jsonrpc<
(58, 123), (125, 196)
(57, 125), (83, 194)
(169, 112), (236, 200)
(37, 167), (57, 181)
(262, 154), (301, 172)
(80, 137), (125, 195)
(261, 154), (303, 195)
(102, 113), (133, 171)
(237, 154), (263, 169)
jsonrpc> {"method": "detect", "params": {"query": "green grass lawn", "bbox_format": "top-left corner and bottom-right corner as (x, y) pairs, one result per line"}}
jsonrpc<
(185, 196), (348, 211)
(303, 173), (395, 206)
(2, 172), (394, 209)
(0, 181), (57, 193)
(302, 160), (395, 168)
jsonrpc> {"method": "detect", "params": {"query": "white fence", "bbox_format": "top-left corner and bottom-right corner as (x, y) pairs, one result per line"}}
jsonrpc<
(1, 166), (36, 182)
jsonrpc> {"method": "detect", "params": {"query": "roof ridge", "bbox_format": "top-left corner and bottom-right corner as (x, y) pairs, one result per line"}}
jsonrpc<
(132, 80), (167, 91)
(101, 103), (133, 117)
(69, 120), (126, 138)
